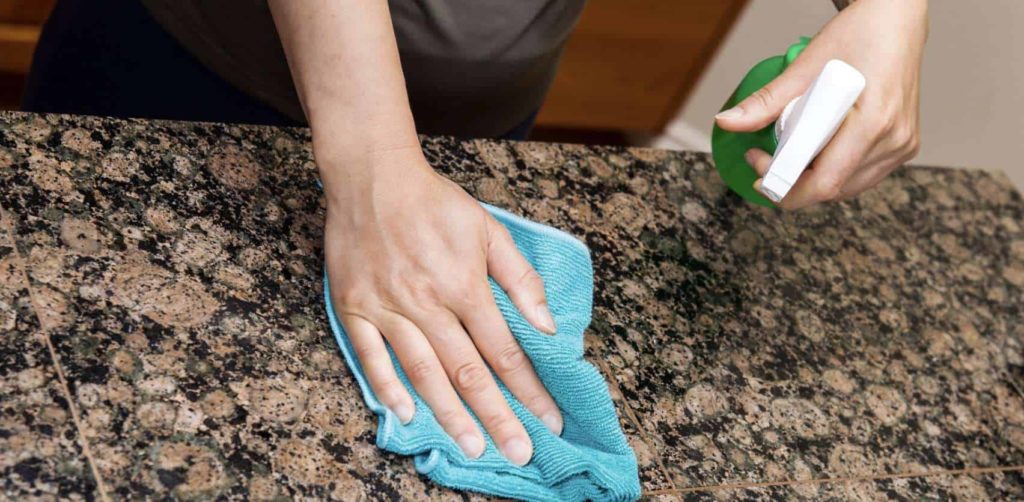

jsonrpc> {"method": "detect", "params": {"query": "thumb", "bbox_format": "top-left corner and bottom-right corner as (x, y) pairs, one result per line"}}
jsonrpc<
(715, 58), (820, 132)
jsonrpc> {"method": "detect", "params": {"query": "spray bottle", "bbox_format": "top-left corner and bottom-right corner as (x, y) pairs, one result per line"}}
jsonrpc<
(711, 38), (866, 207)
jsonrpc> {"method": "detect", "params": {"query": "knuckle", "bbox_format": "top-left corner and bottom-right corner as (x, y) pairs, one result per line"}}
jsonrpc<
(493, 221), (514, 242)
(882, 112), (901, 136)
(813, 176), (844, 202)
(377, 380), (407, 405)
(353, 342), (378, 364)
(492, 343), (529, 374)
(864, 107), (895, 138)
(891, 122), (913, 148)
(447, 275), (482, 308)
(401, 274), (435, 300)
(522, 393), (554, 415)
(906, 134), (921, 158)
(396, 277), (444, 313)
(487, 222), (515, 251)
(899, 127), (921, 158)
(334, 285), (369, 311)
(516, 267), (544, 292)
(867, 119), (889, 139)
(405, 358), (436, 382)
(750, 86), (776, 111)
(435, 407), (467, 428)
(452, 362), (490, 393)
(479, 406), (516, 432)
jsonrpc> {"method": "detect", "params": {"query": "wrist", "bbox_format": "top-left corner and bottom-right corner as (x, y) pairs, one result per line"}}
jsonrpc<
(312, 127), (421, 165)
(317, 142), (432, 205)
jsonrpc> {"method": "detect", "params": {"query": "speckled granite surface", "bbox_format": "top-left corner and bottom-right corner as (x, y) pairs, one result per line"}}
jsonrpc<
(0, 110), (1022, 501)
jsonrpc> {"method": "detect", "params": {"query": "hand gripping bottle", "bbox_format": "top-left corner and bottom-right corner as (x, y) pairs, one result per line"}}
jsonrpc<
(711, 38), (866, 207)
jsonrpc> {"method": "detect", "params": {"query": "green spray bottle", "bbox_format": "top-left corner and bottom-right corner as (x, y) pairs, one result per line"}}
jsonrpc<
(711, 38), (865, 207)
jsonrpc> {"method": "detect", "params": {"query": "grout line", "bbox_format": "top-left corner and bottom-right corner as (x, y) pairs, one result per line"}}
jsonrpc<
(643, 464), (1024, 495)
(38, 331), (112, 502)
(1006, 375), (1024, 402)
(595, 358), (678, 491)
(0, 208), (112, 502)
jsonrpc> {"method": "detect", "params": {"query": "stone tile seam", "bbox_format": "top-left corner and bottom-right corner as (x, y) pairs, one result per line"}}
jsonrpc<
(643, 464), (1024, 496)
(595, 358), (678, 491)
(0, 206), (113, 502)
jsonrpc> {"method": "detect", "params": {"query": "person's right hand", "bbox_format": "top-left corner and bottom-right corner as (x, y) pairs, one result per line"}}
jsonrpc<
(322, 146), (563, 466)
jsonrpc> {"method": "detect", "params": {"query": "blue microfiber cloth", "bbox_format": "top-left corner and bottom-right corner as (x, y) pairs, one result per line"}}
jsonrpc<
(323, 203), (640, 501)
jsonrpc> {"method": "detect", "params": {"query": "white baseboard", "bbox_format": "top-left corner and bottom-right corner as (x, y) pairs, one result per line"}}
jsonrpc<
(640, 119), (712, 152)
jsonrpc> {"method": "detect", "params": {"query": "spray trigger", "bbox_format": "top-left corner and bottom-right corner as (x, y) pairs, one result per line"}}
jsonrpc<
(759, 59), (866, 203)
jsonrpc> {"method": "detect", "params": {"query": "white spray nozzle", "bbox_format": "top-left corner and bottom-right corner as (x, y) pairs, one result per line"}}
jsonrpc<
(760, 59), (866, 203)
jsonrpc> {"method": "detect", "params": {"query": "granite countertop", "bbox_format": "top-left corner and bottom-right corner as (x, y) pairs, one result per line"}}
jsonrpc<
(0, 110), (1022, 501)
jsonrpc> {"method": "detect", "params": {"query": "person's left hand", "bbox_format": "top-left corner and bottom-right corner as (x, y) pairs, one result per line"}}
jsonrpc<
(714, 0), (928, 210)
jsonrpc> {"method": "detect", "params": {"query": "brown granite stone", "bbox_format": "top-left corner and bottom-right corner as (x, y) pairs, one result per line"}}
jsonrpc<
(1, 111), (1022, 500)
(0, 207), (97, 500)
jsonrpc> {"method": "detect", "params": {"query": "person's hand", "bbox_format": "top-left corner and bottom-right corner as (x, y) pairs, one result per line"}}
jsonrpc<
(322, 146), (562, 466)
(715, 0), (928, 209)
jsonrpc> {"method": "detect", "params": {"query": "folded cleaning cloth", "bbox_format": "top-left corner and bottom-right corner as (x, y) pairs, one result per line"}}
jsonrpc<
(323, 203), (640, 501)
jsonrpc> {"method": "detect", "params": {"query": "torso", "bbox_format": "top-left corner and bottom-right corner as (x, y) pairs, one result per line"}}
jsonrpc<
(141, 0), (587, 137)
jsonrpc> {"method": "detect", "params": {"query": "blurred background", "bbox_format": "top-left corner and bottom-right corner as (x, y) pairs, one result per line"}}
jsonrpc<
(1, 0), (1021, 190)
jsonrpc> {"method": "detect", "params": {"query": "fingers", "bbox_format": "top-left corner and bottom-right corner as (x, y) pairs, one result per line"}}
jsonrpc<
(454, 289), (563, 436)
(746, 148), (775, 205)
(413, 310), (534, 466)
(715, 56), (822, 132)
(343, 314), (416, 424)
(838, 161), (892, 200)
(759, 113), (873, 210)
(346, 303), (544, 466)
(837, 126), (918, 199)
(745, 148), (772, 177)
(379, 314), (486, 460)
(783, 116), (872, 210)
(484, 214), (556, 334)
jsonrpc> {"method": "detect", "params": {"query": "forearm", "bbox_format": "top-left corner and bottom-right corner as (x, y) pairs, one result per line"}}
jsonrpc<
(268, 0), (421, 189)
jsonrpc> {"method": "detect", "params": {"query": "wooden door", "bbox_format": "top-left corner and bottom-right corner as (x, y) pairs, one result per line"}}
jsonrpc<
(536, 0), (747, 132)
(0, 0), (55, 74)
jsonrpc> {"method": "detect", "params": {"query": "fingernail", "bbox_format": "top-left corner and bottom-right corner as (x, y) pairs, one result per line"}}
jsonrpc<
(715, 107), (744, 120)
(744, 150), (757, 166)
(753, 179), (763, 192)
(535, 304), (556, 334)
(393, 403), (414, 424)
(501, 437), (532, 466)
(541, 412), (563, 435)
(457, 433), (485, 459)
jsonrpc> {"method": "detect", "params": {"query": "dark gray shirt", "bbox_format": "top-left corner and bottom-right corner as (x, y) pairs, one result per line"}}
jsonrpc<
(141, 0), (587, 137)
